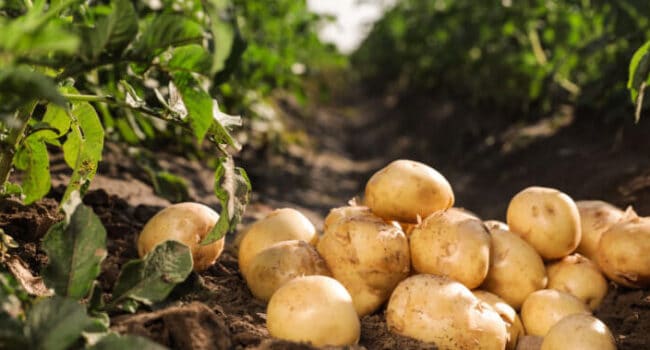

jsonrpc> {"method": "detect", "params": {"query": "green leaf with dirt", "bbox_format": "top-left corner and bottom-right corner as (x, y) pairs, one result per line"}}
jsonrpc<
(24, 296), (92, 350)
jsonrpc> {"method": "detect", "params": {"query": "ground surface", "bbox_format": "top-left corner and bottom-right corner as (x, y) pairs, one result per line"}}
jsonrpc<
(2, 91), (650, 349)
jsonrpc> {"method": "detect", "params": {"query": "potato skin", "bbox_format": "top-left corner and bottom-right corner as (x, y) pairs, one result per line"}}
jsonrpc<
(575, 200), (623, 263)
(473, 290), (525, 350)
(507, 186), (581, 260)
(410, 209), (490, 289)
(547, 254), (607, 310)
(317, 209), (410, 316)
(597, 214), (650, 288)
(138, 202), (223, 272)
(541, 314), (616, 350)
(520, 289), (590, 336)
(238, 208), (317, 277)
(266, 275), (360, 346)
(244, 240), (330, 302)
(364, 159), (454, 223)
(387, 274), (507, 350)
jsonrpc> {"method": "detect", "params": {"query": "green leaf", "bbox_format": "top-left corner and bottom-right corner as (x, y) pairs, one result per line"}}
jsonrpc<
(0, 312), (27, 350)
(152, 171), (190, 203)
(132, 14), (203, 57)
(88, 333), (167, 350)
(42, 204), (107, 299)
(165, 44), (212, 75)
(24, 296), (92, 350)
(80, 0), (138, 60)
(40, 104), (71, 139)
(202, 156), (250, 245)
(628, 41), (650, 122)
(0, 68), (66, 113)
(170, 72), (213, 142)
(61, 102), (104, 203)
(15, 135), (50, 204)
(203, 0), (236, 74)
(110, 241), (193, 310)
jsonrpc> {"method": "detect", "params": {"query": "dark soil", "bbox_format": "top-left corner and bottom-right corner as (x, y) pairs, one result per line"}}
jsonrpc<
(2, 91), (650, 349)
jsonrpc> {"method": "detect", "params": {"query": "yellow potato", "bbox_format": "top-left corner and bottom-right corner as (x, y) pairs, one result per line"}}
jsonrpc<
(323, 205), (383, 232)
(387, 274), (507, 350)
(541, 314), (616, 350)
(547, 254), (608, 310)
(317, 210), (410, 316)
(244, 240), (331, 302)
(473, 290), (525, 350)
(484, 219), (509, 231)
(238, 208), (317, 277)
(520, 289), (590, 336)
(481, 228), (547, 309)
(138, 202), (223, 271)
(364, 159), (454, 223)
(575, 200), (624, 262)
(410, 209), (490, 289)
(266, 275), (360, 346)
(507, 186), (581, 260)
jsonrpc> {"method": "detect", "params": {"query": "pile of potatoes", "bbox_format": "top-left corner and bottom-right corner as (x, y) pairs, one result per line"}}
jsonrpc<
(138, 159), (650, 349)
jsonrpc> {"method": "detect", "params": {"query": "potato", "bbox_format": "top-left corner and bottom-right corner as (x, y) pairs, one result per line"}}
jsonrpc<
(266, 275), (360, 346)
(481, 228), (547, 309)
(507, 186), (581, 260)
(473, 290), (525, 350)
(547, 254), (607, 310)
(410, 209), (490, 289)
(520, 289), (590, 336)
(317, 210), (410, 316)
(387, 274), (507, 349)
(364, 159), (454, 223)
(597, 211), (650, 288)
(575, 200), (624, 262)
(238, 208), (317, 277)
(541, 314), (616, 350)
(484, 219), (509, 231)
(138, 202), (223, 271)
(244, 240), (331, 302)
(323, 205), (382, 231)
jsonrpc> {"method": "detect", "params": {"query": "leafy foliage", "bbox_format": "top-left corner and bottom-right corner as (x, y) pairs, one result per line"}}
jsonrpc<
(628, 41), (650, 122)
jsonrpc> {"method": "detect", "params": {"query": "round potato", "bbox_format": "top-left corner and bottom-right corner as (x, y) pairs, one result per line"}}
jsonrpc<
(520, 289), (590, 336)
(473, 290), (525, 350)
(317, 210), (410, 316)
(597, 212), (650, 288)
(507, 186), (581, 260)
(481, 228), (547, 309)
(364, 159), (454, 223)
(387, 274), (507, 350)
(575, 200), (624, 262)
(138, 202), (223, 271)
(541, 314), (616, 350)
(410, 209), (490, 289)
(266, 275), (360, 346)
(238, 208), (317, 277)
(244, 240), (331, 302)
(547, 254), (607, 310)
(323, 205), (382, 231)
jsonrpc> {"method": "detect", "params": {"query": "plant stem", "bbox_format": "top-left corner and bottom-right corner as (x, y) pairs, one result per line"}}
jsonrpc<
(0, 101), (38, 188)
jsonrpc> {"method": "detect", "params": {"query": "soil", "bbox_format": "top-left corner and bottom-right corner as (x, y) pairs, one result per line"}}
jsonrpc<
(2, 90), (650, 349)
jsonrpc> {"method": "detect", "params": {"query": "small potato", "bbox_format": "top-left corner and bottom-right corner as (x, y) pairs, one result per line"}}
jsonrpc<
(244, 240), (331, 302)
(138, 202), (223, 271)
(323, 205), (382, 231)
(317, 210), (410, 316)
(507, 186), (581, 260)
(473, 290), (525, 350)
(481, 228), (547, 309)
(238, 208), (317, 277)
(364, 159), (454, 223)
(575, 200), (624, 262)
(266, 275), (360, 346)
(597, 212), (650, 288)
(410, 209), (490, 289)
(387, 274), (507, 350)
(547, 254), (607, 310)
(520, 289), (590, 336)
(541, 314), (616, 350)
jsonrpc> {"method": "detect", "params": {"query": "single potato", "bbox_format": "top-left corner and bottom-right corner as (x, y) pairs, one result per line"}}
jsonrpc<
(410, 209), (490, 289)
(387, 274), (507, 350)
(481, 227), (547, 309)
(244, 240), (331, 302)
(597, 211), (650, 288)
(317, 210), (410, 316)
(323, 205), (382, 231)
(541, 314), (616, 350)
(364, 159), (454, 223)
(473, 290), (525, 350)
(507, 186), (581, 260)
(575, 200), (624, 263)
(138, 202), (223, 271)
(520, 289), (590, 336)
(238, 208), (317, 277)
(266, 275), (360, 346)
(547, 254), (608, 310)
